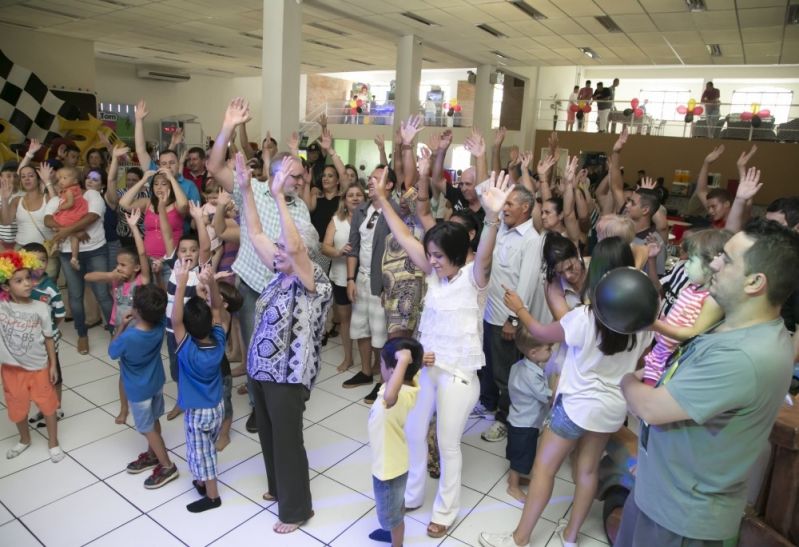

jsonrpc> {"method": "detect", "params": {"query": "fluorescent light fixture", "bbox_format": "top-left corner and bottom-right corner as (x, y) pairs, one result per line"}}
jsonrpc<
(401, 12), (436, 26)
(706, 44), (722, 56)
(347, 58), (374, 66)
(306, 39), (342, 50)
(477, 24), (508, 38)
(685, 0), (707, 12)
(787, 4), (799, 25)
(308, 22), (350, 36)
(578, 47), (599, 59)
(507, 1), (547, 20)
(190, 39), (227, 49)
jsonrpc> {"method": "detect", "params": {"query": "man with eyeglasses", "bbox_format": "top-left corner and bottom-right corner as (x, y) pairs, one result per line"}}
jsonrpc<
(342, 165), (401, 391)
(208, 98), (312, 433)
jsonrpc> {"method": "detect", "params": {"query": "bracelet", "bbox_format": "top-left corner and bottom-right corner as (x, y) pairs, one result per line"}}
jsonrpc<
(401, 144), (413, 150)
(483, 218), (500, 227)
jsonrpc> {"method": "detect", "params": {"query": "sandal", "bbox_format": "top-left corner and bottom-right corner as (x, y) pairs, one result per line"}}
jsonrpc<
(6, 442), (30, 459)
(273, 511), (314, 534)
(426, 522), (448, 538)
(262, 492), (277, 501)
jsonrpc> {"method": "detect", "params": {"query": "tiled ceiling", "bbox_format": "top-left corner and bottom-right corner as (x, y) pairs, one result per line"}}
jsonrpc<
(0, 0), (797, 77)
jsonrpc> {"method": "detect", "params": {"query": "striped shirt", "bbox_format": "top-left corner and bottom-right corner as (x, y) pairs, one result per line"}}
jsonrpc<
(231, 179), (310, 293)
(660, 261), (690, 317)
(643, 283), (709, 385)
(31, 275), (64, 349)
(165, 259), (201, 333)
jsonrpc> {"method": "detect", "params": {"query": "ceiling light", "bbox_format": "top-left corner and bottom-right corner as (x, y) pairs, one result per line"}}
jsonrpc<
(477, 24), (508, 38)
(422, 57), (436, 62)
(595, 16), (622, 33)
(507, 1), (547, 20)
(201, 51), (236, 58)
(578, 47), (599, 59)
(154, 56), (189, 64)
(787, 4), (799, 25)
(347, 58), (374, 66)
(141, 46), (179, 55)
(306, 39), (342, 50)
(190, 39), (226, 49)
(207, 68), (235, 75)
(401, 12), (436, 26)
(242, 32), (262, 40)
(685, 0), (706, 12)
(307, 22), (350, 36)
(99, 51), (138, 59)
(706, 44), (722, 56)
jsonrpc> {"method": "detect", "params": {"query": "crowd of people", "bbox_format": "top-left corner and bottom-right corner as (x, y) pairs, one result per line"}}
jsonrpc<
(1, 96), (798, 546)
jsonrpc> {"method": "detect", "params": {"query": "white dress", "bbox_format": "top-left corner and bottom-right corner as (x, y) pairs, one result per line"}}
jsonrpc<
(329, 215), (350, 287)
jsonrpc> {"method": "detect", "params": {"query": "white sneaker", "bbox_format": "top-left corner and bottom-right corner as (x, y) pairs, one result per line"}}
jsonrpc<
(49, 446), (66, 463)
(470, 401), (496, 420)
(478, 530), (527, 547)
(481, 421), (508, 442)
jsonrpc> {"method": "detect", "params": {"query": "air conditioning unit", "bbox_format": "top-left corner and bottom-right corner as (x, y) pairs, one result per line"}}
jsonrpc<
(136, 67), (191, 82)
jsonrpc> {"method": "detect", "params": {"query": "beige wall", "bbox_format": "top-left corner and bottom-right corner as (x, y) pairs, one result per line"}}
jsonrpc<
(305, 74), (351, 120)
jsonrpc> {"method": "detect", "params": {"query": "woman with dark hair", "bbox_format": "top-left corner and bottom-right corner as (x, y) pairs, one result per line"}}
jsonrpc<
(372, 166), (512, 538)
(450, 210), (481, 254)
(85, 147), (107, 172)
(480, 237), (653, 547)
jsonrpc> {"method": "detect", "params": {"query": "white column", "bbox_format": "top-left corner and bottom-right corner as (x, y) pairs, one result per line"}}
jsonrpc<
(393, 34), (422, 130)
(261, 0), (301, 147)
(473, 64), (495, 133)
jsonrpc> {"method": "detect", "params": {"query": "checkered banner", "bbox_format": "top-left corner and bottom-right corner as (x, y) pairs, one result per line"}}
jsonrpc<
(0, 49), (80, 142)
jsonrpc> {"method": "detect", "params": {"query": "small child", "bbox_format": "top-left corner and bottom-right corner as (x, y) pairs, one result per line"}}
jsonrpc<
(85, 210), (151, 424)
(51, 167), (89, 270)
(215, 281), (242, 452)
(367, 337), (422, 547)
(506, 328), (553, 502)
(0, 250), (65, 462)
(172, 259), (228, 513)
(24, 243), (66, 427)
(643, 229), (730, 385)
(200, 178), (224, 270)
(108, 284), (179, 489)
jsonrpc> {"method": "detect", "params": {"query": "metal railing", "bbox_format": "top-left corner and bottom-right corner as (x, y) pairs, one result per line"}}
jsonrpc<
(303, 100), (474, 128)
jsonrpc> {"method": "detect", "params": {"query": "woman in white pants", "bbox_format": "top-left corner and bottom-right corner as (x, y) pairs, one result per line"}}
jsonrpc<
(371, 163), (511, 538)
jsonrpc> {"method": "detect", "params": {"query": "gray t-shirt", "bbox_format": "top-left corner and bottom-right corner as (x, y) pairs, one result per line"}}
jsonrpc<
(635, 319), (793, 540)
(0, 300), (54, 370)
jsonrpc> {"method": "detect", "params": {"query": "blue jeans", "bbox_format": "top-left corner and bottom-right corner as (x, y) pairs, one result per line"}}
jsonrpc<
(60, 246), (113, 337)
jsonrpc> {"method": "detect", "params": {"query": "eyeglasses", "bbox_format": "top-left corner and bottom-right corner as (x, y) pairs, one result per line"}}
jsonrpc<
(366, 211), (379, 229)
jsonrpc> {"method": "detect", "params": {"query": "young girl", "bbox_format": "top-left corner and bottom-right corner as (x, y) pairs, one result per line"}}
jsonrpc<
(642, 229), (730, 385)
(321, 182), (364, 372)
(199, 177), (225, 271)
(84, 210), (154, 424)
(52, 167), (89, 270)
(480, 237), (654, 547)
(0, 250), (65, 462)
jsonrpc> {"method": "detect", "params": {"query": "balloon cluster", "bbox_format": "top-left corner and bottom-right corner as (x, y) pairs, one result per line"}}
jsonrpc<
(622, 98), (645, 119)
(349, 97), (364, 115)
(740, 104), (771, 128)
(443, 98), (462, 117)
(569, 100), (592, 120)
(676, 98), (704, 123)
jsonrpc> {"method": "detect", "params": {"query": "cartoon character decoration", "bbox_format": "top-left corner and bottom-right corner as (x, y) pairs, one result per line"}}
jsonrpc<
(677, 98), (704, 123)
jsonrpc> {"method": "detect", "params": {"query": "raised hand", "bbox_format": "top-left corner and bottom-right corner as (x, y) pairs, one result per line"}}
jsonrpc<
(735, 166), (763, 201)
(464, 129), (485, 157)
(704, 144), (725, 164)
(125, 209), (141, 228)
(173, 257), (191, 286)
(318, 112), (328, 129)
(373, 165), (390, 202)
(645, 233), (662, 258)
(563, 155), (579, 184)
(157, 167), (177, 185)
(427, 132), (441, 154)
(418, 145), (432, 176)
(537, 154), (558, 180)
(422, 352), (436, 367)
(479, 170), (512, 217)
(224, 97), (251, 127)
(112, 145), (130, 158)
(736, 145), (757, 172)
(439, 129), (453, 149)
(520, 151), (533, 170)
(36, 163), (53, 185)
(508, 146), (520, 167)
(135, 99), (149, 120)
(217, 188), (232, 207)
(639, 176), (657, 190)
(502, 284), (525, 315)
(188, 200), (204, 220)
(494, 126), (507, 147)
(287, 132), (299, 155)
(27, 138), (42, 155)
(234, 151), (251, 191)
(319, 128), (333, 151)
(0, 178), (12, 201)
(170, 127), (184, 148)
(612, 126), (628, 153)
(400, 114), (424, 145)
(548, 131), (559, 155)
(374, 134), (385, 149)
(197, 262), (214, 287)
(271, 156), (293, 197)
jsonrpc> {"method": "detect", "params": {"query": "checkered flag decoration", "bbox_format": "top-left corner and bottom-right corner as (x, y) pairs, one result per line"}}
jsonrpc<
(0, 49), (80, 142)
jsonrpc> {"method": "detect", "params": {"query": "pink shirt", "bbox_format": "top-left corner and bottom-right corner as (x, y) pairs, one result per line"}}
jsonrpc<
(143, 206), (183, 258)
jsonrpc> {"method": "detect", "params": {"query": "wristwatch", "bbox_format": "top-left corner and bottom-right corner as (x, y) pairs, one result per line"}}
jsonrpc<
(508, 316), (519, 328)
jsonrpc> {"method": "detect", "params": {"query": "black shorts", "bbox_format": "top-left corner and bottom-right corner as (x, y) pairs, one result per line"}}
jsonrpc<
(505, 424), (539, 474)
(332, 284), (350, 306)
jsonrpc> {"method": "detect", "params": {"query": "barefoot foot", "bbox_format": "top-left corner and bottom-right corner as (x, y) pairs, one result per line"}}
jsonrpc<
(215, 433), (230, 452)
(115, 411), (128, 425)
(336, 360), (353, 373)
(507, 485), (527, 502)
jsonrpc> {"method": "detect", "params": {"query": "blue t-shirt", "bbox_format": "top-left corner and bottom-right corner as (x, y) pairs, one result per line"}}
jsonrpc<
(108, 318), (166, 402)
(176, 324), (226, 409)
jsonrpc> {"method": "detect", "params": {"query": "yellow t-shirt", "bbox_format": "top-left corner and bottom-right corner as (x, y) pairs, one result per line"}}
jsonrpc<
(368, 379), (420, 481)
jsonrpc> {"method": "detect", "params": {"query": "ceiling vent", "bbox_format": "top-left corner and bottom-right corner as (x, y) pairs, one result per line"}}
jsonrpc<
(308, 22), (350, 36)
(595, 16), (622, 33)
(787, 4), (799, 25)
(401, 12), (436, 26)
(477, 24), (508, 38)
(507, 1), (547, 20)
(685, 0), (707, 12)
(306, 39), (342, 49)
(706, 44), (722, 56)
(136, 67), (191, 82)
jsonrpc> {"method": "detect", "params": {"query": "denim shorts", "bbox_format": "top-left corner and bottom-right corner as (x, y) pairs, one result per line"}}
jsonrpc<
(129, 391), (165, 433)
(373, 472), (408, 530)
(546, 394), (586, 440)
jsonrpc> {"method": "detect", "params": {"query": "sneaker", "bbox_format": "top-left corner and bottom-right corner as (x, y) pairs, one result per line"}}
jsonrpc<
(144, 463), (179, 489)
(342, 371), (373, 389)
(481, 422), (508, 443)
(245, 410), (258, 433)
(470, 401), (496, 421)
(126, 451), (159, 474)
(363, 383), (382, 405)
(77, 336), (89, 355)
(28, 411), (44, 424)
(478, 531), (526, 547)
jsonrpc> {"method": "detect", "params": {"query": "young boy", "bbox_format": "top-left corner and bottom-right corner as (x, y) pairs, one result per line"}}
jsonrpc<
(506, 328), (553, 502)
(0, 250), (65, 462)
(367, 337), (422, 547)
(23, 243), (66, 427)
(108, 283), (179, 489)
(172, 259), (227, 513)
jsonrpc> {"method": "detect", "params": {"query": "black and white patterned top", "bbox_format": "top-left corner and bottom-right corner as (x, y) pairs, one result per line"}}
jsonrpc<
(247, 263), (333, 390)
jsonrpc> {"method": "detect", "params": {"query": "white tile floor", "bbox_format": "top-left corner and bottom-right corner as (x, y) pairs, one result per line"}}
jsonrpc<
(0, 327), (610, 547)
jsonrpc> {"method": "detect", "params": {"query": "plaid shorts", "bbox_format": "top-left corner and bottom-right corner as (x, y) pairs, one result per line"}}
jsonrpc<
(350, 276), (387, 348)
(184, 402), (224, 481)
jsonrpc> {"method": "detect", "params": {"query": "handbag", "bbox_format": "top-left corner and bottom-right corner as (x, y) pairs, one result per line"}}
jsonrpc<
(24, 200), (58, 257)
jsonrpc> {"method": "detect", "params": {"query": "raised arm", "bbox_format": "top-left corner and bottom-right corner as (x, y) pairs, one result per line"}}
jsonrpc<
(400, 114), (423, 191)
(134, 99), (151, 169)
(561, 157), (586, 246)
(0, 179), (19, 225)
(503, 285), (566, 344)
(465, 128), (488, 183)
(518, 151), (535, 194)
(383, 349), (412, 409)
(187, 200), (211, 265)
(209, 98), (252, 192)
(105, 146), (129, 210)
(430, 130), (452, 195)
(474, 171), (512, 288)
(725, 167), (762, 234)
(171, 258), (190, 343)
(537, 154), (558, 201)
(235, 152), (278, 270)
(163, 169), (188, 215)
(319, 128), (347, 182)
(414, 146), (436, 232)
(125, 209), (150, 284)
(37, 164), (56, 199)
(18, 139), (42, 173)
(198, 264), (226, 329)
(609, 127), (628, 213)
(238, 121), (254, 160)
(272, 157), (315, 291)
(119, 170), (153, 212)
(214, 190), (239, 243)
(492, 126), (506, 174)
(374, 134), (388, 167)
(736, 145), (757, 182)
(692, 144), (725, 210)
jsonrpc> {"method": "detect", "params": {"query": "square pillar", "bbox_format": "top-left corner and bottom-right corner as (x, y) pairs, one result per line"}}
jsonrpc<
(393, 34), (423, 130)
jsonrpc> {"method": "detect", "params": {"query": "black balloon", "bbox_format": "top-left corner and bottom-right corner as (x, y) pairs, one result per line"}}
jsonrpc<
(594, 267), (659, 334)
(447, 108), (455, 117)
(356, 107), (363, 114)
(751, 115), (762, 128)
(684, 113), (694, 123)
(623, 108), (633, 116)
(576, 111), (584, 120)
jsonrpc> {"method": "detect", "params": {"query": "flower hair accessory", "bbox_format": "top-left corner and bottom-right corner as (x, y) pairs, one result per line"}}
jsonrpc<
(0, 250), (42, 284)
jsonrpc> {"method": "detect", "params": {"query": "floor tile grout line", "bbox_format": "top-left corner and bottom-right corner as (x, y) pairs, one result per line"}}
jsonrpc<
(319, 503), (375, 546)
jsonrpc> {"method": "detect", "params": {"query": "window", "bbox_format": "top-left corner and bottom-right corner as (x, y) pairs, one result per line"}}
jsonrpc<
(730, 88), (792, 124)
(639, 89), (691, 121)
(491, 83), (504, 129)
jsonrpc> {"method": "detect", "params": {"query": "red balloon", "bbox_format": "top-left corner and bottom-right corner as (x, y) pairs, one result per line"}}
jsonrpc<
(693, 106), (704, 116)
(356, 99), (363, 107)
(676, 105), (688, 114)
(634, 107), (644, 119)
(758, 109), (771, 118)
(740, 111), (753, 121)
(454, 104), (462, 112)
(583, 105), (592, 113)
(569, 103), (579, 113)
(631, 98), (640, 109)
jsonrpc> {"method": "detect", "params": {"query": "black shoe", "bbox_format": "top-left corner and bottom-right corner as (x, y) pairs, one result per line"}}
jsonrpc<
(245, 411), (258, 433)
(364, 383), (382, 405)
(342, 371), (373, 389)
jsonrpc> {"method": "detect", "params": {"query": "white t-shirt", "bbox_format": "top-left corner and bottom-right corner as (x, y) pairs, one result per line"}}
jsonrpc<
(0, 300), (54, 371)
(357, 204), (378, 277)
(45, 189), (106, 252)
(557, 306), (653, 433)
